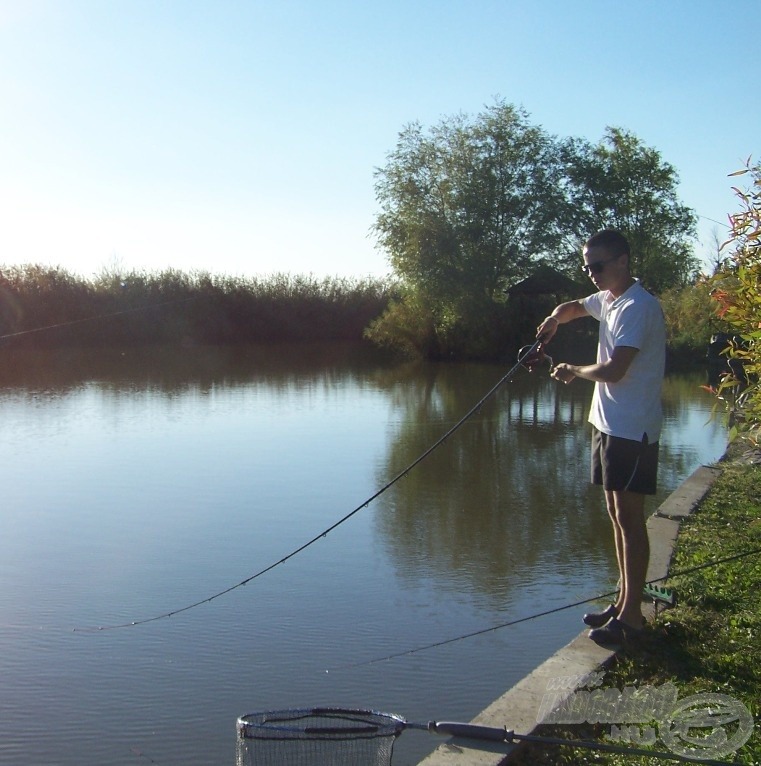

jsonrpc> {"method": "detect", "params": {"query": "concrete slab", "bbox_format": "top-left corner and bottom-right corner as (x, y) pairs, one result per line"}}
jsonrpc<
(416, 462), (725, 765)
(655, 465), (721, 519)
(417, 632), (617, 766)
(646, 514), (681, 583)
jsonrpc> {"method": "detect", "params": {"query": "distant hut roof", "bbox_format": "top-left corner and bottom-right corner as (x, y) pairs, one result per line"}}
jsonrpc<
(508, 265), (584, 298)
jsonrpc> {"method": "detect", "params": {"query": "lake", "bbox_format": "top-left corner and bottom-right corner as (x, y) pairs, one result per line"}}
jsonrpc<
(0, 343), (727, 765)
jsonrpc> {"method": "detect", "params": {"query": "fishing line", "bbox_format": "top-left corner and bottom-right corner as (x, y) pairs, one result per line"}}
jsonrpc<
(336, 545), (761, 669)
(0, 296), (197, 343)
(697, 213), (731, 229)
(73, 339), (544, 632)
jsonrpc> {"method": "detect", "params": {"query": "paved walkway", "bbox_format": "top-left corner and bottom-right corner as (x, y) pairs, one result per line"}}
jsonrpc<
(416, 464), (723, 765)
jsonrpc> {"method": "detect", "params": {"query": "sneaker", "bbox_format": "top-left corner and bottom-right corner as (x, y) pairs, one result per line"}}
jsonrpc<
(588, 617), (644, 645)
(582, 604), (618, 628)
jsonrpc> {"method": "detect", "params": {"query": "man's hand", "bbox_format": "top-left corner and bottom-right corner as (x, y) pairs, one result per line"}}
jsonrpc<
(551, 362), (577, 384)
(536, 315), (559, 342)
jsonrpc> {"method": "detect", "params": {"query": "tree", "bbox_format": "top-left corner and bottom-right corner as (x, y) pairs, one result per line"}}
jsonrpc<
(562, 128), (699, 292)
(659, 278), (723, 359)
(705, 226), (731, 275)
(370, 104), (699, 358)
(371, 101), (570, 357)
(708, 160), (761, 445)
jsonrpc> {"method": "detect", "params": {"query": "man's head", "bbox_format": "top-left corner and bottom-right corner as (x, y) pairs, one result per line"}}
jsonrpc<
(582, 229), (632, 294)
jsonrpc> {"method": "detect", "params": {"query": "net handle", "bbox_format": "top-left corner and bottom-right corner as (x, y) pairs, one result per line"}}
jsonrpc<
(424, 720), (512, 742)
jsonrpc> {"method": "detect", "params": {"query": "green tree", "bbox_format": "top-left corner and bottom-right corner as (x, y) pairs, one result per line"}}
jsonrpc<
(563, 127), (699, 292)
(371, 101), (570, 357)
(709, 160), (761, 445)
(371, 104), (699, 358)
(660, 278), (725, 359)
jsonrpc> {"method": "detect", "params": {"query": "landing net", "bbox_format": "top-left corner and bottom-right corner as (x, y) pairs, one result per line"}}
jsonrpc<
(236, 707), (405, 766)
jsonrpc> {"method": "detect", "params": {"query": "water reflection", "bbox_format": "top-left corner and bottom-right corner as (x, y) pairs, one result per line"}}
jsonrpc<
(375, 361), (726, 609)
(0, 342), (394, 394)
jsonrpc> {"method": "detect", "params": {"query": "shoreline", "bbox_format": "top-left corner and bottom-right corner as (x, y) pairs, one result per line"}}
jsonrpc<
(416, 458), (728, 765)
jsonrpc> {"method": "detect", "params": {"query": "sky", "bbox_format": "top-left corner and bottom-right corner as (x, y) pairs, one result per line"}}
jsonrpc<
(0, 0), (758, 280)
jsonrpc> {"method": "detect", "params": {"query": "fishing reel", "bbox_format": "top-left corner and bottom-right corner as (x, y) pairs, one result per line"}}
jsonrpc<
(518, 344), (553, 373)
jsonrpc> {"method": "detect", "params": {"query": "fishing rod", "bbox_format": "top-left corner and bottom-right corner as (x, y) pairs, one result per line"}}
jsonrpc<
(336, 545), (761, 668)
(75, 338), (545, 632)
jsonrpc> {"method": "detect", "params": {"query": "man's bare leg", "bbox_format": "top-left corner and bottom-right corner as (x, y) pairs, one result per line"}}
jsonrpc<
(610, 489), (649, 628)
(605, 491), (626, 612)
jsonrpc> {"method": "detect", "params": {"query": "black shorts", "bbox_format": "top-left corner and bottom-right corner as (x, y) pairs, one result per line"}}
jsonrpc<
(591, 428), (659, 495)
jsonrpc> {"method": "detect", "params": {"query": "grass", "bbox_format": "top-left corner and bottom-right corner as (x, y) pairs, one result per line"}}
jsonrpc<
(510, 449), (761, 765)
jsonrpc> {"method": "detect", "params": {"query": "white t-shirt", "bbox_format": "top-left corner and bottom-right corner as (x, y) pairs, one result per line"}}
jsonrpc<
(582, 280), (665, 443)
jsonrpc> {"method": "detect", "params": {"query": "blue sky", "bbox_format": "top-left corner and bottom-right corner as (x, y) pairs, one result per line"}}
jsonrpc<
(0, 1), (757, 279)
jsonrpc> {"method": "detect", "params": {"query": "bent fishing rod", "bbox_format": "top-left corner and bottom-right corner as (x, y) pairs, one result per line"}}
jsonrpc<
(75, 338), (546, 632)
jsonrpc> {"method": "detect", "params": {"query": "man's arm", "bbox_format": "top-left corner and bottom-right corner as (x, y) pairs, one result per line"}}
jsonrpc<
(551, 346), (639, 385)
(536, 299), (589, 342)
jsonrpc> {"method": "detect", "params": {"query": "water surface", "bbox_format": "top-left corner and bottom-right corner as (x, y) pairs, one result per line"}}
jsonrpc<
(0, 344), (727, 765)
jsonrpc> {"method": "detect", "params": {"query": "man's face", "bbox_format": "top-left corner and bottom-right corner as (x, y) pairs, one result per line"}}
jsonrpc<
(581, 245), (626, 290)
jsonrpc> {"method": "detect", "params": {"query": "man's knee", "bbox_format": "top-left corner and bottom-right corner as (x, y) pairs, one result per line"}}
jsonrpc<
(611, 491), (646, 526)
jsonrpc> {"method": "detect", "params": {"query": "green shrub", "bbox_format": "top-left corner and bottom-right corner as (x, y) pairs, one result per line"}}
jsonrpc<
(708, 160), (761, 445)
(660, 278), (727, 359)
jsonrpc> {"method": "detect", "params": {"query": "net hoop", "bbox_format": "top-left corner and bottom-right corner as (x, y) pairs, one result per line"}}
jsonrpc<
(237, 707), (406, 742)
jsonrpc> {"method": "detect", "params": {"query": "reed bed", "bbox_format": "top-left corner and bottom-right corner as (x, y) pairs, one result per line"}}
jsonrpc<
(0, 264), (396, 348)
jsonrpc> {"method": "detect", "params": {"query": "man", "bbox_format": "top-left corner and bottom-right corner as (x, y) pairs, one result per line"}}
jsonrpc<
(536, 229), (665, 644)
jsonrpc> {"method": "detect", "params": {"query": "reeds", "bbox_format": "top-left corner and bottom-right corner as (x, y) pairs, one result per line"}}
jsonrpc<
(0, 264), (396, 348)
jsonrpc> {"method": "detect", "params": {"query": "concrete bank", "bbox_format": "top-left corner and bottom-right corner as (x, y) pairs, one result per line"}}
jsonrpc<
(416, 463), (723, 766)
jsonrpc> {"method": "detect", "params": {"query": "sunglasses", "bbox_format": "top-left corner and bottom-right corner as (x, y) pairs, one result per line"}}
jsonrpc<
(581, 256), (620, 276)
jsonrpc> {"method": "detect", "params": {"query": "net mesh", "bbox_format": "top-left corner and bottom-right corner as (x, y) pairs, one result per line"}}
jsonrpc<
(236, 708), (404, 766)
